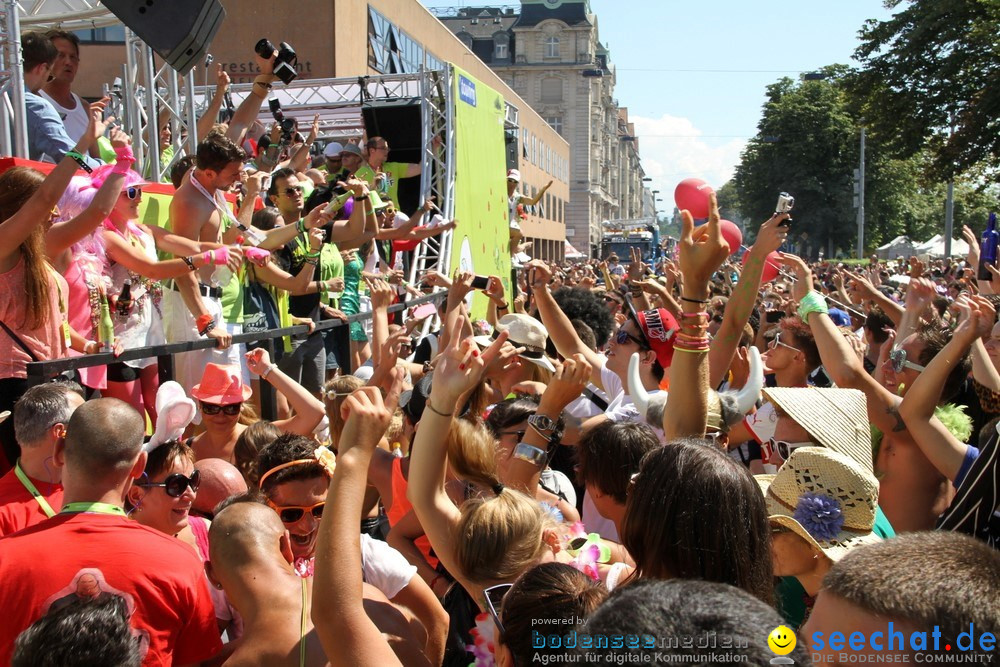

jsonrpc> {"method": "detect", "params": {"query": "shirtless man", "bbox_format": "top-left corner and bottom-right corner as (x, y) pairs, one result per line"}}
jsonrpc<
(207, 500), (427, 667)
(784, 256), (965, 531)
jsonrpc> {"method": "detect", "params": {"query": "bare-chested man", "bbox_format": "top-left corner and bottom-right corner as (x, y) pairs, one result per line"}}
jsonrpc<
(207, 500), (427, 667)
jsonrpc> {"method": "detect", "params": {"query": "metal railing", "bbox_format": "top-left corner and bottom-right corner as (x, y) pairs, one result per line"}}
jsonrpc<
(26, 291), (447, 421)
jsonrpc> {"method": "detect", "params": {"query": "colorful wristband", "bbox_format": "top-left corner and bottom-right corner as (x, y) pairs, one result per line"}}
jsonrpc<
(797, 290), (830, 322)
(245, 247), (270, 263)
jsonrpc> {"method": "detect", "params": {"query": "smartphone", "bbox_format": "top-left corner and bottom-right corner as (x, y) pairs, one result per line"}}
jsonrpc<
(471, 275), (490, 290)
(766, 310), (783, 324)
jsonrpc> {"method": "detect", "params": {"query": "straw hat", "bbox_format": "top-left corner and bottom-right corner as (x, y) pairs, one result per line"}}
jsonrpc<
(474, 314), (555, 372)
(756, 446), (880, 561)
(190, 364), (252, 404)
(762, 387), (873, 473)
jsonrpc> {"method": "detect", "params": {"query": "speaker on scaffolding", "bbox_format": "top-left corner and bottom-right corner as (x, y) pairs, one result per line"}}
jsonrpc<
(504, 129), (519, 171)
(101, 0), (226, 76)
(361, 98), (424, 215)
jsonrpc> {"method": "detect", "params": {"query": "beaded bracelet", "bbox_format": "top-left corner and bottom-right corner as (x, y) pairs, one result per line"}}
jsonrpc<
(673, 346), (710, 354)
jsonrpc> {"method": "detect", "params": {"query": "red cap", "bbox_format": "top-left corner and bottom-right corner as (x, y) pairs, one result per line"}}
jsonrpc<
(636, 308), (678, 369)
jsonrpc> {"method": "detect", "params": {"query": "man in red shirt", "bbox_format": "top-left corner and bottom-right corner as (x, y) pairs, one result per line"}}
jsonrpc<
(0, 398), (222, 666)
(0, 382), (83, 536)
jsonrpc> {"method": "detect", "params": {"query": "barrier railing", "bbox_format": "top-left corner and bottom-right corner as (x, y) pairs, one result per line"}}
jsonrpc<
(26, 291), (447, 420)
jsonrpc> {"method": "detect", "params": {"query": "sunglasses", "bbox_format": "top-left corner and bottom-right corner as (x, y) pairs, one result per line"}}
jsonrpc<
(604, 295), (623, 306)
(483, 583), (513, 635)
(200, 401), (242, 416)
(768, 332), (798, 352)
(124, 186), (142, 200)
(888, 348), (926, 374)
(271, 501), (325, 524)
(284, 186), (304, 196)
(615, 328), (648, 349)
(765, 438), (812, 462)
(138, 470), (200, 498)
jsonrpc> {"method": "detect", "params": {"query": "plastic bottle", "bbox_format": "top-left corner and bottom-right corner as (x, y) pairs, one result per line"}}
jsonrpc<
(98, 290), (115, 352)
(115, 279), (132, 318)
(978, 212), (998, 281)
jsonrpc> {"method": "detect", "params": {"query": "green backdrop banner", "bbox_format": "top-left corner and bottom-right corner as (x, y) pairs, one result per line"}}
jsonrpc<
(451, 65), (512, 320)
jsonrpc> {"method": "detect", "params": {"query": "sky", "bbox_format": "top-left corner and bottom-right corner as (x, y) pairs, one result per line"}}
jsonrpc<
(420, 0), (897, 208)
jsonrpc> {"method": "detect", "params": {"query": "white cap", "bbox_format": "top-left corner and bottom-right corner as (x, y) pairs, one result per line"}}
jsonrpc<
(507, 168), (521, 183)
(324, 142), (344, 158)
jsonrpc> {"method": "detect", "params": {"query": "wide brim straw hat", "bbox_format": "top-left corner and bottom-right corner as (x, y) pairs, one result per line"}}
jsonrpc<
(762, 387), (873, 473)
(474, 314), (556, 372)
(756, 446), (881, 562)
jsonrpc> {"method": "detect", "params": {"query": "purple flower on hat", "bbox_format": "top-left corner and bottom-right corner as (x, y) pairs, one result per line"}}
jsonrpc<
(793, 492), (844, 542)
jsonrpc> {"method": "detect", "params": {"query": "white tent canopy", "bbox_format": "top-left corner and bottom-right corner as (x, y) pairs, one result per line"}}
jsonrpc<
(876, 235), (915, 260)
(913, 234), (968, 258)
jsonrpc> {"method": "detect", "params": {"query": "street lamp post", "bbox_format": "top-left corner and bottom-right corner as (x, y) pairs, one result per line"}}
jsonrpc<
(856, 126), (865, 259)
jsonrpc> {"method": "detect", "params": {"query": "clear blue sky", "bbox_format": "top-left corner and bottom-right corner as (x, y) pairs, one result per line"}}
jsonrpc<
(420, 0), (896, 203)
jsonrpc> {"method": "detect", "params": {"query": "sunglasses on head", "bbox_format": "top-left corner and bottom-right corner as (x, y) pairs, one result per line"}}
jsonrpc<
(124, 186), (142, 200)
(138, 470), (200, 498)
(200, 401), (242, 416)
(888, 348), (926, 374)
(483, 583), (513, 635)
(271, 501), (325, 524)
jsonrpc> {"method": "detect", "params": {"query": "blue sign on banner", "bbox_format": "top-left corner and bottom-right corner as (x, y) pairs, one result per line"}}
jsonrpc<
(459, 75), (477, 107)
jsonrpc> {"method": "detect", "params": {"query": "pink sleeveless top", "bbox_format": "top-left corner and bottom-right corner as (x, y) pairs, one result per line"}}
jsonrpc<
(0, 258), (68, 379)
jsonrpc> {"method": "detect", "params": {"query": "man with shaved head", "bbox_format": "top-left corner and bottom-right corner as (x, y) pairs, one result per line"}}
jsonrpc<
(0, 398), (222, 665)
(191, 457), (248, 519)
(207, 500), (428, 666)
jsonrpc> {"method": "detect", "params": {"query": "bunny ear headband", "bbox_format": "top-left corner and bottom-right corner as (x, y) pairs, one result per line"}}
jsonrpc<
(145, 381), (197, 452)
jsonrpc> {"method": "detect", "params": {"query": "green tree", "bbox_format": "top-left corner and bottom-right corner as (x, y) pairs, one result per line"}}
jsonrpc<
(734, 70), (859, 258)
(850, 0), (1000, 181)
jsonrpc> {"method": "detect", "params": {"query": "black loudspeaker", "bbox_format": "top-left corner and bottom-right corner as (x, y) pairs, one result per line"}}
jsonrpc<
(361, 99), (424, 216)
(101, 0), (225, 75)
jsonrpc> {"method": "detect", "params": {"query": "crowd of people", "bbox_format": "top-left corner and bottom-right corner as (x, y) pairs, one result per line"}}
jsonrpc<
(0, 28), (998, 667)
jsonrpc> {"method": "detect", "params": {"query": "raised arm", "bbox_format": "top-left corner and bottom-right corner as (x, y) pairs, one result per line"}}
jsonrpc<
(520, 179), (552, 207)
(664, 193), (730, 439)
(286, 115), (319, 174)
(784, 253), (903, 435)
(328, 179), (371, 245)
(45, 128), (132, 256)
(1, 109), (100, 267)
(845, 270), (904, 326)
(226, 53), (277, 146)
(528, 260), (606, 388)
(898, 298), (985, 480)
(709, 212), (788, 387)
(247, 348), (326, 435)
(197, 64), (230, 142)
(313, 381), (404, 667)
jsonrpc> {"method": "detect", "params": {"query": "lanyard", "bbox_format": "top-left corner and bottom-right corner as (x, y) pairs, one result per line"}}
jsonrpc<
(189, 171), (237, 236)
(60, 502), (127, 516)
(14, 460), (56, 518)
(299, 578), (307, 667)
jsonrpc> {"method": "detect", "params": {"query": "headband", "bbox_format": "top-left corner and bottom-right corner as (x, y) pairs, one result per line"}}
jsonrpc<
(258, 458), (325, 489)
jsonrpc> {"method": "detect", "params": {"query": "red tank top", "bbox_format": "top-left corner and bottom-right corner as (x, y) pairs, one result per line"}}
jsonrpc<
(388, 457), (438, 569)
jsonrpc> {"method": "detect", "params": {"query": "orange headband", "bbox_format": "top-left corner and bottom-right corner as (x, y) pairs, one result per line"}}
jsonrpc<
(258, 458), (326, 489)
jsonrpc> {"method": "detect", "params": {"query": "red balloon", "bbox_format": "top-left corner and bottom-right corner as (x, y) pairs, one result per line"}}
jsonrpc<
(674, 178), (715, 218)
(743, 248), (782, 283)
(719, 219), (742, 255)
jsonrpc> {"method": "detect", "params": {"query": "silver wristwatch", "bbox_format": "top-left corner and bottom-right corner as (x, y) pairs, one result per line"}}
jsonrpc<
(527, 414), (558, 434)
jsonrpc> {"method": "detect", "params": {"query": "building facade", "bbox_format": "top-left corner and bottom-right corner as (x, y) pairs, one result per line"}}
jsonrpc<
(65, 0), (570, 260)
(436, 0), (649, 256)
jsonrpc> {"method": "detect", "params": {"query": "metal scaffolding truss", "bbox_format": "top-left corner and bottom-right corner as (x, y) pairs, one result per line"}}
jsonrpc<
(205, 70), (457, 283)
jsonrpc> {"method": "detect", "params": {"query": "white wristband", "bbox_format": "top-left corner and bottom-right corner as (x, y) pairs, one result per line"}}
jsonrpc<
(261, 363), (275, 379)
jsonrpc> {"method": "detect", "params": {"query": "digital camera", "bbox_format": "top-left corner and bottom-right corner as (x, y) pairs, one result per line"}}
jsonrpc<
(255, 38), (298, 85)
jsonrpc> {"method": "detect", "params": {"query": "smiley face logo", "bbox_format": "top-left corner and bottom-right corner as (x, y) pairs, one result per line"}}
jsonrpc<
(768, 625), (796, 655)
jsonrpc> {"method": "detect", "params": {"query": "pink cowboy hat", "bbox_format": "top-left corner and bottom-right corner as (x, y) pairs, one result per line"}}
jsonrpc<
(190, 364), (252, 404)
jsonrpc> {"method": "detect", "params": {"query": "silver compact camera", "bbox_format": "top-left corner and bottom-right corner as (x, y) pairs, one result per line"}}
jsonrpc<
(776, 192), (795, 214)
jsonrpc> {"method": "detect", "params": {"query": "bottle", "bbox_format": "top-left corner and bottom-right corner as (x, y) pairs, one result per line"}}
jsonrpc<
(115, 279), (132, 318)
(98, 290), (115, 353)
(978, 212), (998, 281)
(323, 190), (352, 216)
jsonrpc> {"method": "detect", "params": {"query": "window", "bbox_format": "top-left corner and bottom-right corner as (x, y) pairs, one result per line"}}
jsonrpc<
(544, 36), (560, 58)
(368, 7), (434, 74)
(73, 25), (125, 44)
(540, 77), (563, 103)
(545, 115), (563, 136)
(494, 33), (509, 59)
